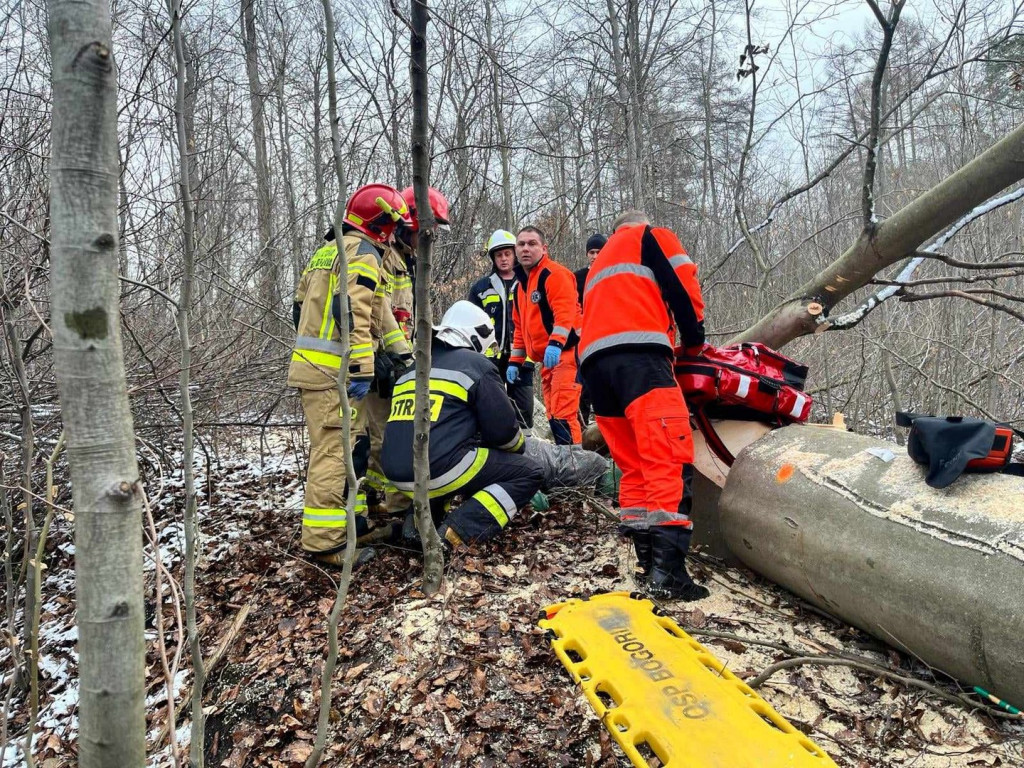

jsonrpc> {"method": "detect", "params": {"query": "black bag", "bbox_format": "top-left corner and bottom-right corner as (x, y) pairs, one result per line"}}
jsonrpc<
(896, 412), (1023, 489)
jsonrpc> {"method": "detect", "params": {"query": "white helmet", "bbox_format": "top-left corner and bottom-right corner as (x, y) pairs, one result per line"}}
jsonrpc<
(434, 301), (497, 356)
(485, 229), (517, 259)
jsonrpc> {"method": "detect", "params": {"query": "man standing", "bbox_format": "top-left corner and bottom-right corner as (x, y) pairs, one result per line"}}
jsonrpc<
(579, 210), (709, 601)
(574, 232), (607, 307)
(507, 226), (583, 444)
(382, 301), (544, 548)
(468, 229), (534, 427)
(574, 233), (607, 424)
(288, 183), (411, 565)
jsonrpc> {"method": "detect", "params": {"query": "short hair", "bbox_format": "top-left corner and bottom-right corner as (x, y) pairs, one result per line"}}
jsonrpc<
(517, 225), (546, 244)
(611, 210), (650, 231)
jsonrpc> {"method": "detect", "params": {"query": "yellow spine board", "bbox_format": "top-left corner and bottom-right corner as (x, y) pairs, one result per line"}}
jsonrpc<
(538, 592), (837, 768)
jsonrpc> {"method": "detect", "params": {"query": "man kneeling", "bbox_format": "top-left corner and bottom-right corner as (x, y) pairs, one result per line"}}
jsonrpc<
(382, 301), (544, 548)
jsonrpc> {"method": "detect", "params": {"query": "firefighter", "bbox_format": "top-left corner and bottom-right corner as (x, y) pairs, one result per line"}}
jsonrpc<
(288, 183), (411, 566)
(361, 186), (450, 518)
(579, 210), (709, 601)
(507, 226), (583, 445)
(381, 301), (544, 548)
(574, 233), (607, 425)
(468, 229), (534, 428)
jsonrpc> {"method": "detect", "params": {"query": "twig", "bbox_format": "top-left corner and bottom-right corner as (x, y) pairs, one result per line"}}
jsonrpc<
(23, 432), (65, 768)
(747, 655), (1022, 720)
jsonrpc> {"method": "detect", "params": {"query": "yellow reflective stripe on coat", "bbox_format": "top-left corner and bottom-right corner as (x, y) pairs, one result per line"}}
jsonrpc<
(482, 294), (500, 306)
(392, 378), (469, 402)
(384, 329), (406, 347)
(474, 489), (509, 527)
(303, 507), (347, 527)
(291, 349), (342, 369)
(351, 343), (374, 359)
(320, 272), (338, 340)
(348, 262), (378, 280)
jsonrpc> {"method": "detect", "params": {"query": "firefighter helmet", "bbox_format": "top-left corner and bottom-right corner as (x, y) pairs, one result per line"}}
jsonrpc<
(400, 186), (451, 232)
(344, 184), (411, 243)
(485, 229), (517, 259)
(433, 300), (496, 356)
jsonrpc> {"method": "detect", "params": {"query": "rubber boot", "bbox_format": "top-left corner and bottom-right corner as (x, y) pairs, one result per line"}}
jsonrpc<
(647, 526), (709, 601)
(622, 528), (652, 586)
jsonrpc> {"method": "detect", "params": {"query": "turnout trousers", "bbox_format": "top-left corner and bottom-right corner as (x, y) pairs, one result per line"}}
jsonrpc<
(541, 349), (582, 445)
(581, 349), (693, 529)
(362, 389), (408, 515)
(299, 387), (369, 554)
(389, 447), (544, 545)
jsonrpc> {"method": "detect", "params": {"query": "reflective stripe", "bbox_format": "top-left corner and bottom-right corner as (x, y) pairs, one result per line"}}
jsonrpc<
(351, 343), (374, 358)
(551, 325), (570, 338)
(736, 375), (751, 398)
(579, 331), (671, 363)
(430, 368), (475, 390)
(393, 378), (469, 402)
(646, 508), (692, 527)
(348, 262), (378, 279)
(584, 263), (656, 298)
(383, 329), (406, 347)
(617, 507), (649, 530)
(474, 484), (515, 528)
(482, 294), (500, 306)
(510, 348), (526, 358)
(790, 394), (808, 418)
(295, 335), (345, 355)
(391, 448), (489, 497)
(394, 276), (412, 289)
(668, 254), (693, 269)
(497, 430), (525, 452)
(303, 507), (347, 527)
(319, 273), (337, 339)
(291, 349), (342, 369)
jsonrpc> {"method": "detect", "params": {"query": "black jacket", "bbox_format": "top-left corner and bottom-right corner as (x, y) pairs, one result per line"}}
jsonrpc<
(574, 266), (588, 310)
(381, 341), (526, 481)
(468, 271), (518, 359)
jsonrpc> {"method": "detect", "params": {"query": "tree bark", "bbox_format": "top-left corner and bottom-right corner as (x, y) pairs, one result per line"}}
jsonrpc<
(167, 0), (205, 761)
(241, 0), (277, 309)
(46, 0), (146, 762)
(734, 121), (1024, 348)
(410, 0), (444, 595)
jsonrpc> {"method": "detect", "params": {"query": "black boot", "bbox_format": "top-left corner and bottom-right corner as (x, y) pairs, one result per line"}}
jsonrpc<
(626, 529), (653, 586)
(648, 527), (709, 602)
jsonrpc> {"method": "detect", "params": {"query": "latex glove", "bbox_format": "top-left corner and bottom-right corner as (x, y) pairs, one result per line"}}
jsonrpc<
(347, 377), (372, 400)
(506, 365), (520, 384)
(543, 344), (562, 369)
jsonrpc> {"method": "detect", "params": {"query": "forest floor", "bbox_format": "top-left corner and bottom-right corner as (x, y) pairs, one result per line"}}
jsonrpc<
(5, 428), (1024, 767)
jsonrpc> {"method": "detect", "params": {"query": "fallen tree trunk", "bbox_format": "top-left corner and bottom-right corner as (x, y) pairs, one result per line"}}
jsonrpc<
(718, 425), (1024, 707)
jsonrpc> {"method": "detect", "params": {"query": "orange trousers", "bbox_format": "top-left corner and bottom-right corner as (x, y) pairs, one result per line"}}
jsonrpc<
(540, 349), (582, 444)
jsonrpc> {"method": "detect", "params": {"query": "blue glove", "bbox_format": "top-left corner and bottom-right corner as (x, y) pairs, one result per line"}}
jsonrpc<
(506, 365), (520, 384)
(543, 344), (562, 369)
(347, 377), (372, 400)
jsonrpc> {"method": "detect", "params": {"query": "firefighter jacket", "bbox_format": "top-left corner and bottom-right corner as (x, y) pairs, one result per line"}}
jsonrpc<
(468, 271), (519, 360)
(390, 251), (414, 340)
(287, 230), (384, 390)
(373, 247), (413, 362)
(509, 254), (582, 365)
(579, 224), (704, 367)
(381, 341), (526, 487)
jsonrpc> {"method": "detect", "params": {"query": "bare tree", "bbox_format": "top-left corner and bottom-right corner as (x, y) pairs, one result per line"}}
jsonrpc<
(46, 0), (146, 762)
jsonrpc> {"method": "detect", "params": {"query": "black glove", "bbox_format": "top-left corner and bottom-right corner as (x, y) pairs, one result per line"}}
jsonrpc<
(372, 351), (397, 398)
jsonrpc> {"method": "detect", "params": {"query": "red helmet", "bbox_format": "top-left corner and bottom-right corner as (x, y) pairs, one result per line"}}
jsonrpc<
(400, 186), (450, 232)
(344, 183), (412, 242)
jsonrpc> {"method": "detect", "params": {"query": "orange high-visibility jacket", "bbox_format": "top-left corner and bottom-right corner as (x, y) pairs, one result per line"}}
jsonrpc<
(509, 254), (582, 364)
(579, 224), (704, 365)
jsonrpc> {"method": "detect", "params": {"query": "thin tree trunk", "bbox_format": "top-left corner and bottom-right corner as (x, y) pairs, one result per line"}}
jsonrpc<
(606, 0), (640, 207)
(46, 0), (146, 761)
(305, 0), (358, 762)
(167, 0), (205, 761)
(241, 0), (277, 308)
(410, 0), (444, 595)
(484, 0), (513, 227)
